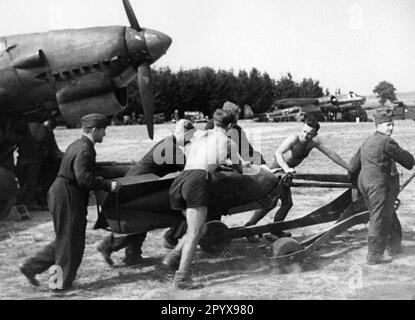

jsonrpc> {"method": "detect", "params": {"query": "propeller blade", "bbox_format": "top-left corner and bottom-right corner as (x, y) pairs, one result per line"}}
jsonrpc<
(122, 0), (142, 31)
(137, 63), (154, 139)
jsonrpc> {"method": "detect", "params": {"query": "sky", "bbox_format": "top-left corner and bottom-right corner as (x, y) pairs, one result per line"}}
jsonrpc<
(0, 0), (414, 95)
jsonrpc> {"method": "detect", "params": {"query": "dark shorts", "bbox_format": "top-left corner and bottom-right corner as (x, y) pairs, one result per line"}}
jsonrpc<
(169, 170), (211, 211)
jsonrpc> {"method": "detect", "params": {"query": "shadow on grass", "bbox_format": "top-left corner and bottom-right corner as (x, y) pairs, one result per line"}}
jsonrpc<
(78, 240), (274, 291)
(77, 229), (415, 291)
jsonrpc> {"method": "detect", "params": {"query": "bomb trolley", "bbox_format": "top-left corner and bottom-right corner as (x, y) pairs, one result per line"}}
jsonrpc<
(95, 165), (414, 264)
(199, 172), (415, 264)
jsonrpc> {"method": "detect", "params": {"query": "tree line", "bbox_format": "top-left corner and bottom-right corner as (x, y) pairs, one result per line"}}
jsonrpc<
(126, 67), (325, 119)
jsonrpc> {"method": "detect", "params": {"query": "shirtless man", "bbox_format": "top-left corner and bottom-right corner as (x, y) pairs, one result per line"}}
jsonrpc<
(163, 109), (249, 289)
(245, 118), (351, 239)
(96, 119), (195, 266)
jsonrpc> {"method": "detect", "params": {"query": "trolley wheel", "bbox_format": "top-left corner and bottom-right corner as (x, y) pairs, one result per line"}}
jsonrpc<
(272, 237), (302, 257)
(199, 221), (230, 254)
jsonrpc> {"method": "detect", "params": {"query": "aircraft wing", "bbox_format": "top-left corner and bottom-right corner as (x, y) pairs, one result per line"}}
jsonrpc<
(274, 98), (319, 109)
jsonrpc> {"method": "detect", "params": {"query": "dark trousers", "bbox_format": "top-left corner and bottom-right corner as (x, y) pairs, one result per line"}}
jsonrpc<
(386, 211), (402, 250)
(103, 233), (147, 256)
(360, 181), (400, 255)
(273, 186), (293, 222)
(22, 179), (87, 290)
(244, 184), (292, 231)
(38, 156), (62, 205)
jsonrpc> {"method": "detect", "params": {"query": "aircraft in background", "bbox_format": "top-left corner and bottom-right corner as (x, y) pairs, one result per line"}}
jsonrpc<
(274, 91), (366, 111)
(253, 106), (306, 123)
(269, 91), (367, 122)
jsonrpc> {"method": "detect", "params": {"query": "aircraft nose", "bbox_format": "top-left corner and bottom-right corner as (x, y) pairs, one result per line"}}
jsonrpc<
(143, 29), (172, 62)
(125, 27), (172, 66)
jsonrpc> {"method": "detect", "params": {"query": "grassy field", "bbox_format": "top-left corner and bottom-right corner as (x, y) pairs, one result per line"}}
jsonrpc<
(1, 120), (415, 300)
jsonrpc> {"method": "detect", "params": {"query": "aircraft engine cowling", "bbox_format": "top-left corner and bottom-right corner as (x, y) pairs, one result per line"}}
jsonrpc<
(56, 72), (127, 125)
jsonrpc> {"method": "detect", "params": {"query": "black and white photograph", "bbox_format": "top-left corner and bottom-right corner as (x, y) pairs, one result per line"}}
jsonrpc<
(0, 0), (415, 301)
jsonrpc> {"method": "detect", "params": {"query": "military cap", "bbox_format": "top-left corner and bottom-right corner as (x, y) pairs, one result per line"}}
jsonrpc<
(374, 111), (393, 125)
(81, 113), (109, 128)
(222, 101), (241, 115)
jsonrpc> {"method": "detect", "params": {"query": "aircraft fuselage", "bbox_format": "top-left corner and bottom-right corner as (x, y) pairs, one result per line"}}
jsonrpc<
(0, 24), (170, 123)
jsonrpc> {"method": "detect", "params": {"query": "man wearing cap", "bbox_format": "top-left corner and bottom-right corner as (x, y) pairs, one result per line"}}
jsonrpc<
(96, 119), (196, 266)
(349, 111), (414, 265)
(20, 113), (122, 291)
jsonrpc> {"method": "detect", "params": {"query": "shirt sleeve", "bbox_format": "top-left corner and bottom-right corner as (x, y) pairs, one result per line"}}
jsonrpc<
(74, 149), (111, 191)
(384, 139), (415, 170)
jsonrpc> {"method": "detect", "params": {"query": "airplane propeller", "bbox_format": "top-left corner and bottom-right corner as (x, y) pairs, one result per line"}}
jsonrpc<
(123, 0), (142, 32)
(123, 0), (163, 139)
(137, 62), (155, 139)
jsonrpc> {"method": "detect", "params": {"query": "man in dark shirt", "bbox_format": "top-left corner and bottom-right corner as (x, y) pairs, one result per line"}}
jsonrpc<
(20, 114), (122, 291)
(97, 120), (195, 266)
(349, 111), (414, 265)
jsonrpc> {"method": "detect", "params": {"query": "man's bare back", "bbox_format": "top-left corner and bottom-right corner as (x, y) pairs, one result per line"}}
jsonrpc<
(184, 129), (238, 174)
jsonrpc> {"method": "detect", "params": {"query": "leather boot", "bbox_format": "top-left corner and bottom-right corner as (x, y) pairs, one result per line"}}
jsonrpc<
(367, 237), (392, 264)
(97, 239), (114, 266)
(19, 264), (40, 286)
(123, 243), (143, 266)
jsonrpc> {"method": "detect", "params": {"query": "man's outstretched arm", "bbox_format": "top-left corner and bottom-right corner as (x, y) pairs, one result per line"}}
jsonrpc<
(315, 139), (351, 171)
